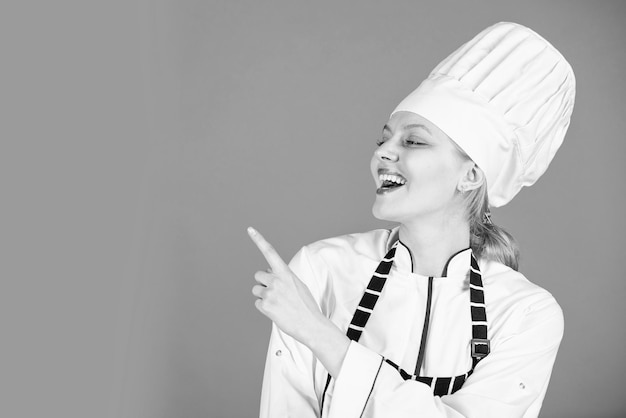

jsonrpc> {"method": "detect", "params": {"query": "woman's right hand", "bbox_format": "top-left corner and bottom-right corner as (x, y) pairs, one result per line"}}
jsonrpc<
(247, 226), (350, 377)
(248, 227), (325, 345)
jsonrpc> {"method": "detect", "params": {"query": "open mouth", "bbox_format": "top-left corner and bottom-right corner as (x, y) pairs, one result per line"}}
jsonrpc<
(377, 173), (407, 194)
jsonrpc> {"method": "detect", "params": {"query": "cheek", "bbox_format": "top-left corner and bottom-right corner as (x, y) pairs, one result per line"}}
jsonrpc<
(369, 156), (378, 180)
(407, 157), (460, 194)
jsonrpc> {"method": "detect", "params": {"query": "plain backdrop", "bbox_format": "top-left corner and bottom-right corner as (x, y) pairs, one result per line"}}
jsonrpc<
(2, 1), (625, 417)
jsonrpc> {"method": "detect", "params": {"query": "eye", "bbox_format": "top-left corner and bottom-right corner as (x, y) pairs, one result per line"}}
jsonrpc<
(376, 137), (390, 146)
(405, 136), (426, 146)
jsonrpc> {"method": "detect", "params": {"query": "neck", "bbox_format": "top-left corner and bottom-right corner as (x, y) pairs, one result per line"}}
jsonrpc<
(398, 213), (470, 277)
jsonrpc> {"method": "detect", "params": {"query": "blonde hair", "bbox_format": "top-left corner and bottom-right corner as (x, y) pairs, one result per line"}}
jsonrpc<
(451, 140), (520, 270)
(462, 180), (520, 271)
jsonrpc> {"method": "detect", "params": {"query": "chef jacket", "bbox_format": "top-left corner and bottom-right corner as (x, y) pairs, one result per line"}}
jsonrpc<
(259, 227), (564, 418)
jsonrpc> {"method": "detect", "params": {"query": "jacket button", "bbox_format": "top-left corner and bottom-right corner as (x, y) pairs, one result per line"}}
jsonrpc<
(519, 382), (526, 389)
(275, 350), (282, 357)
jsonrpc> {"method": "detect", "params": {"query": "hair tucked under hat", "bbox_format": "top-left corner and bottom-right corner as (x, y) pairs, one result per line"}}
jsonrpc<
(391, 21), (576, 207)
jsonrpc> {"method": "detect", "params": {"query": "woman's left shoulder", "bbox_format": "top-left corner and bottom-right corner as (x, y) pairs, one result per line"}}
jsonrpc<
(478, 258), (563, 322)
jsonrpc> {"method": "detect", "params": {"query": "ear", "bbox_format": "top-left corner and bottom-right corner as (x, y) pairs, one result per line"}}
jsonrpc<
(457, 163), (485, 193)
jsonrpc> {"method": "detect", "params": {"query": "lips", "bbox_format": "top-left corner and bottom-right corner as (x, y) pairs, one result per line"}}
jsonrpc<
(376, 169), (407, 194)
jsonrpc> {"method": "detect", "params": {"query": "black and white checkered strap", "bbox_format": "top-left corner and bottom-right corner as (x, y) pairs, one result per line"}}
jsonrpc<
(382, 253), (489, 396)
(320, 241), (490, 412)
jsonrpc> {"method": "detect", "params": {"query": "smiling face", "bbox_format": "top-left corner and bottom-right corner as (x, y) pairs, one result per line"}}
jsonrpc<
(370, 111), (475, 224)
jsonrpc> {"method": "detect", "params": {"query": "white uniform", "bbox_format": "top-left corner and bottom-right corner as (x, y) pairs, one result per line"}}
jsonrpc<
(259, 227), (564, 418)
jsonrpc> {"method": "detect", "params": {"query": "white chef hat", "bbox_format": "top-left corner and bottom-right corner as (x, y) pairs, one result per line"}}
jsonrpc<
(391, 22), (576, 207)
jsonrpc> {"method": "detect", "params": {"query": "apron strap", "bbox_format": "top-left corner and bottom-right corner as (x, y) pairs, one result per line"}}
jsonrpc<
(320, 242), (490, 412)
(320, 243), (398, 413)
(469, 254), (490, 367)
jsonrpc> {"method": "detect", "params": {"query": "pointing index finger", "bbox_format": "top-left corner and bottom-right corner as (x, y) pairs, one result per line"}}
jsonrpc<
(247, 227), (289, 273)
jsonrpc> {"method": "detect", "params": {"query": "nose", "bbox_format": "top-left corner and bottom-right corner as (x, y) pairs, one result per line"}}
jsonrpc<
(375, 142), (399, 162)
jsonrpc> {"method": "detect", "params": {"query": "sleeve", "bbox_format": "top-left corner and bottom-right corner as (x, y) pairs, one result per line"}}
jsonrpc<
(327, 294), (565, 418)
(259, 245), (327, 418)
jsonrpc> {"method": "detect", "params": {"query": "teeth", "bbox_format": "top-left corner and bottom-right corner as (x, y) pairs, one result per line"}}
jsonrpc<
(379, 173), (406, 186)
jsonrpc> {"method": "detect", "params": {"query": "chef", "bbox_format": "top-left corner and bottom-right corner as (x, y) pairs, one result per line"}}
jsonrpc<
(249, 21), (575, 418)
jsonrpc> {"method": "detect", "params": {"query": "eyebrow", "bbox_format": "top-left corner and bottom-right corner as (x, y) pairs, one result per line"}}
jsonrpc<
(382, 123), (432, 135)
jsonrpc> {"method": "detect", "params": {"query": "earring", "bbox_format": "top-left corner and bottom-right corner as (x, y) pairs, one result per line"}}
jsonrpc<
(483, 210), (493, 225)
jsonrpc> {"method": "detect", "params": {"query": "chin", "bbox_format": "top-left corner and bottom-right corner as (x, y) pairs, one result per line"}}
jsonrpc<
(371, 204), (400, 223)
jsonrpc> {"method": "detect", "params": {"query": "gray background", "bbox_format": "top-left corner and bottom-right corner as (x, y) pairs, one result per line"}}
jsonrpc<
(2, 1), (625, 417)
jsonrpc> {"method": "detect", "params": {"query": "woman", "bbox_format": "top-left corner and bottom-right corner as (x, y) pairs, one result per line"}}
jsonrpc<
(249, 22), (575, 417)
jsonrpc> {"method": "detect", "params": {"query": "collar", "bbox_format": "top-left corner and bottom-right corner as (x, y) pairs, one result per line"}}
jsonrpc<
(386, 226), (472, 278)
